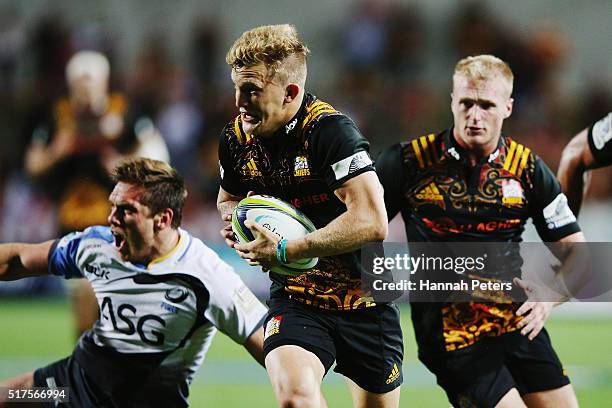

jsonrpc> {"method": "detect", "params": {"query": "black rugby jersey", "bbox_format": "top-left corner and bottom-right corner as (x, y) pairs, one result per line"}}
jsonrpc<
(377, 128), (581, 354)
(587, 112), (612, 165)
(219, 93), (377, 311)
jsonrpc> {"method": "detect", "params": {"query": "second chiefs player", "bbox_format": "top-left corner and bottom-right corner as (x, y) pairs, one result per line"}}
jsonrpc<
(377, 55), (585, 408)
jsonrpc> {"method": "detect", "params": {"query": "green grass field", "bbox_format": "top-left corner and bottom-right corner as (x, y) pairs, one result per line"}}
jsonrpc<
(1, 298), (611, 407)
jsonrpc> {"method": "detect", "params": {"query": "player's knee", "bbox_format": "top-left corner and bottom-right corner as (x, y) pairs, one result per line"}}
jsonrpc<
(278, 393), (320, 408)
(276, 377), (321, 408)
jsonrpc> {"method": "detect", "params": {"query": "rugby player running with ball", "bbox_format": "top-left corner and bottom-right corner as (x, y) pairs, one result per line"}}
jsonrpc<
(217, 24), (403, 408)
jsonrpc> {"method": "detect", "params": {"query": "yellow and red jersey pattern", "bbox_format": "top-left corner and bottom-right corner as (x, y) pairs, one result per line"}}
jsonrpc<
(442, 302), (522, 351)
(377, 128), (581, 353)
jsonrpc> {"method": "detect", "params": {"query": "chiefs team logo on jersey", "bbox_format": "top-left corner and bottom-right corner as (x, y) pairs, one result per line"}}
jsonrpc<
(501, 179), (524, 205)
(294, 156), (311, 177)
(264, 316), (283, 340)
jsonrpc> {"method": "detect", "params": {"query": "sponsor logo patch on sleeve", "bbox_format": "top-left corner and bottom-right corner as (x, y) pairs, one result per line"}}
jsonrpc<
(331, 151), (372, 180)
(543, 193), (576, 230)
(592, 113), (612, 150)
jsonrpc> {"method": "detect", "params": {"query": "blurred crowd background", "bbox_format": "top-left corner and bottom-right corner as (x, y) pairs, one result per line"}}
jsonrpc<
(0, 0), (610, 296)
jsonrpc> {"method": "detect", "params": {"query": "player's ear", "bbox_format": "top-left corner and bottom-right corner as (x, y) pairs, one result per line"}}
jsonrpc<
(285, 83), (300, 103)
(154, 209), (174, 230)
(504, 98), (514, 119)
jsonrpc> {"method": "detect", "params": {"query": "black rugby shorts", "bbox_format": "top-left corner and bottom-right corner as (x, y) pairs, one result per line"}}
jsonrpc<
(33, 355), (98, 408)
(263, 296), (404, 394)
(420, 329), (570, 408)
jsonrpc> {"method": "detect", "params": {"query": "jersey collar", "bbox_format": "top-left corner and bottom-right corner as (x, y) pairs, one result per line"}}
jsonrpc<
(146, 229), (191, 269)
(442, 127), (504, 165)
(273, 92), (313, 140)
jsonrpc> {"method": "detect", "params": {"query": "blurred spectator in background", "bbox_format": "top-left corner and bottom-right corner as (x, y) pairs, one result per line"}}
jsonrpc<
(336, 0), (437, 151)
(24, 50), (169, 232)
(0, 7), (26, 96)
(0, 13), (71, 195)
(0, 7), (26, 198)
(22, 50), (169, 337)
(191, 16), (220, 95)
(157, 68), (204, 185)
(451, 1), (511, 62)
(382, 2), (425, 80)
(29, 14), (73, 104)
(188, 17), (231, 201)
(127, 34), (172, 120)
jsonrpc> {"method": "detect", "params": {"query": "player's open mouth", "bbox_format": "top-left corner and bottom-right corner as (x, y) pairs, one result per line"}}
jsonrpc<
(241, 111), (260, 123)
(112, 232), (125, 251)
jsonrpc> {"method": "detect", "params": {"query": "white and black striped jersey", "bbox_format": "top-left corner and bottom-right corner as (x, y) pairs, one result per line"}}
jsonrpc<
(48, 226), (267, 406)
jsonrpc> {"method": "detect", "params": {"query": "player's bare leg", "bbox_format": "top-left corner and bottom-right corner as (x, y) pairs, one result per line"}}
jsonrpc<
(522, 384), (579, 408)
(345, 377), (400, 408)
(265, 345), (327, 408)
(494, 388), (527, 408)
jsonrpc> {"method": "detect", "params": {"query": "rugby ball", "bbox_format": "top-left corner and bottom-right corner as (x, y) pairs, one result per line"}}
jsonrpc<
(231, 195), (318, 276)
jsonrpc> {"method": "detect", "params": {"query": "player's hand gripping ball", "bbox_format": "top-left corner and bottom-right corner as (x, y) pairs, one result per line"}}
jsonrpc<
(232, 195), (318, 276)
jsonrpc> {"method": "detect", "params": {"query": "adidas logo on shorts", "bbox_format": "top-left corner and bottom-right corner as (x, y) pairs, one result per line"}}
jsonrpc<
(385, 363), (401, 384)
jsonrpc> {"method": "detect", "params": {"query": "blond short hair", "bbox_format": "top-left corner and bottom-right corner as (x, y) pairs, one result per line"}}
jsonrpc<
(454, 55), (514, 97)
(65, 50), (110, 84)
(226, 24), (310, 86)
(112, 158), (187, 228)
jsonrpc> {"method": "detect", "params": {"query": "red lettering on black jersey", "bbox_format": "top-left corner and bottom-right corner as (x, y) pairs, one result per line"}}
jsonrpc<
(290, 193), (330, 208)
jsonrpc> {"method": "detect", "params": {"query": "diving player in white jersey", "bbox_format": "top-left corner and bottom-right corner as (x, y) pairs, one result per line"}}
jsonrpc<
(0, 158), (267, 408)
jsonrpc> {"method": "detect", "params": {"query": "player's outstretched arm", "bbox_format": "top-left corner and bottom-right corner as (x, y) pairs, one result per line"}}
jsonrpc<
(557, 128), (596, 215)
(0, 241), (54, 281)
(286, 171), (388, 261)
